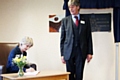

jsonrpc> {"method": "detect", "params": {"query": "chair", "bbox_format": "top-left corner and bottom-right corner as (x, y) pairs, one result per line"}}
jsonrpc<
(0, 43), (18, 74)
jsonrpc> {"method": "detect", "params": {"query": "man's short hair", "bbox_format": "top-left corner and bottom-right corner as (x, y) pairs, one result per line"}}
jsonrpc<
(68, 0), (80, 6)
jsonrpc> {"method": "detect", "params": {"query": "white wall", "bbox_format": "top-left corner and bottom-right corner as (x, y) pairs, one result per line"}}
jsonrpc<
(0, 0), (119, 80)
(80, 9), (115, 80)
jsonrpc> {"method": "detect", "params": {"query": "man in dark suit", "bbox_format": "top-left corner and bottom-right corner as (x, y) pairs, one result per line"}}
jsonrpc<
(60, 0), (93, 80)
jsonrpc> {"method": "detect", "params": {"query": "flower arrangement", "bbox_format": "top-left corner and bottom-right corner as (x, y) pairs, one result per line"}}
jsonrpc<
(13, 56), (27, 76)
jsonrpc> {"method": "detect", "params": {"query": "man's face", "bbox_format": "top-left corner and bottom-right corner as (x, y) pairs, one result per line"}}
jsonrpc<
(69, 5), (80, 15)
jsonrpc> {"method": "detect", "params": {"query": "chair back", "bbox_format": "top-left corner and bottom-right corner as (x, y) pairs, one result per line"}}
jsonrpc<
(0, 43), (18, 73)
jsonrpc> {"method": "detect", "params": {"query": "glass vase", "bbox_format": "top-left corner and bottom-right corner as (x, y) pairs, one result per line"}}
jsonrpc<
(18, 66), (24, 77)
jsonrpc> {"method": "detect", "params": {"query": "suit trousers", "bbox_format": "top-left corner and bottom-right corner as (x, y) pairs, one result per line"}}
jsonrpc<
(65, 46), (86, 80)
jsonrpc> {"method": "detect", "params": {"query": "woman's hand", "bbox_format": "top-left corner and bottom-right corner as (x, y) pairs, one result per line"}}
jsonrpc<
(26, 67), (35, 72)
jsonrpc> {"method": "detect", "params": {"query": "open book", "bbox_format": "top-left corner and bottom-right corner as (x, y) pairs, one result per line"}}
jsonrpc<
(24, 71), (40, 76)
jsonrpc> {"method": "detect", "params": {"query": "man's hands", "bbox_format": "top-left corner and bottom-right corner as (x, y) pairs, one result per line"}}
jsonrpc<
(61, 54), (92, 64)
(61, 56), (66, 64)
(26, 67), (35, 72)
(87, 54), (93, 63)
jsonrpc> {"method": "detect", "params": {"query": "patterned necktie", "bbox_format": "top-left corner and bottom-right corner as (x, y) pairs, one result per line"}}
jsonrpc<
(74, 16), (79, 26)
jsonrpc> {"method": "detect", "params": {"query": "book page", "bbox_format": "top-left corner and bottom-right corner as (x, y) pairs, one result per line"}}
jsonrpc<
(24, 71), (40, 76)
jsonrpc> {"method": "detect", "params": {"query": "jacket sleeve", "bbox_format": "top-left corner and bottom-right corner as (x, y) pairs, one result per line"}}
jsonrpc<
(87, 17), (93, 55)
(60, 19), (66, 56)
(6, 49), (26, 73)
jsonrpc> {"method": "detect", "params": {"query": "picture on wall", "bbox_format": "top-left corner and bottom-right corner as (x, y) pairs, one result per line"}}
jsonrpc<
(49, 14), (64, 32)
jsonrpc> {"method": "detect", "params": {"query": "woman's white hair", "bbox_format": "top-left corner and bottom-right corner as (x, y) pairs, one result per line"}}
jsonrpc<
(19, 36), (33, 47)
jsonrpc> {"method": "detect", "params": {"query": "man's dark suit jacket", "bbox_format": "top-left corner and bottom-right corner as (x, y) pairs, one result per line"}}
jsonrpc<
(60, 14), (93, 60)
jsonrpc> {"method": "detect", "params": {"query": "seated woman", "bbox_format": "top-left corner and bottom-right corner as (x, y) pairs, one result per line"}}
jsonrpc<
(6, 36), (36, 73)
